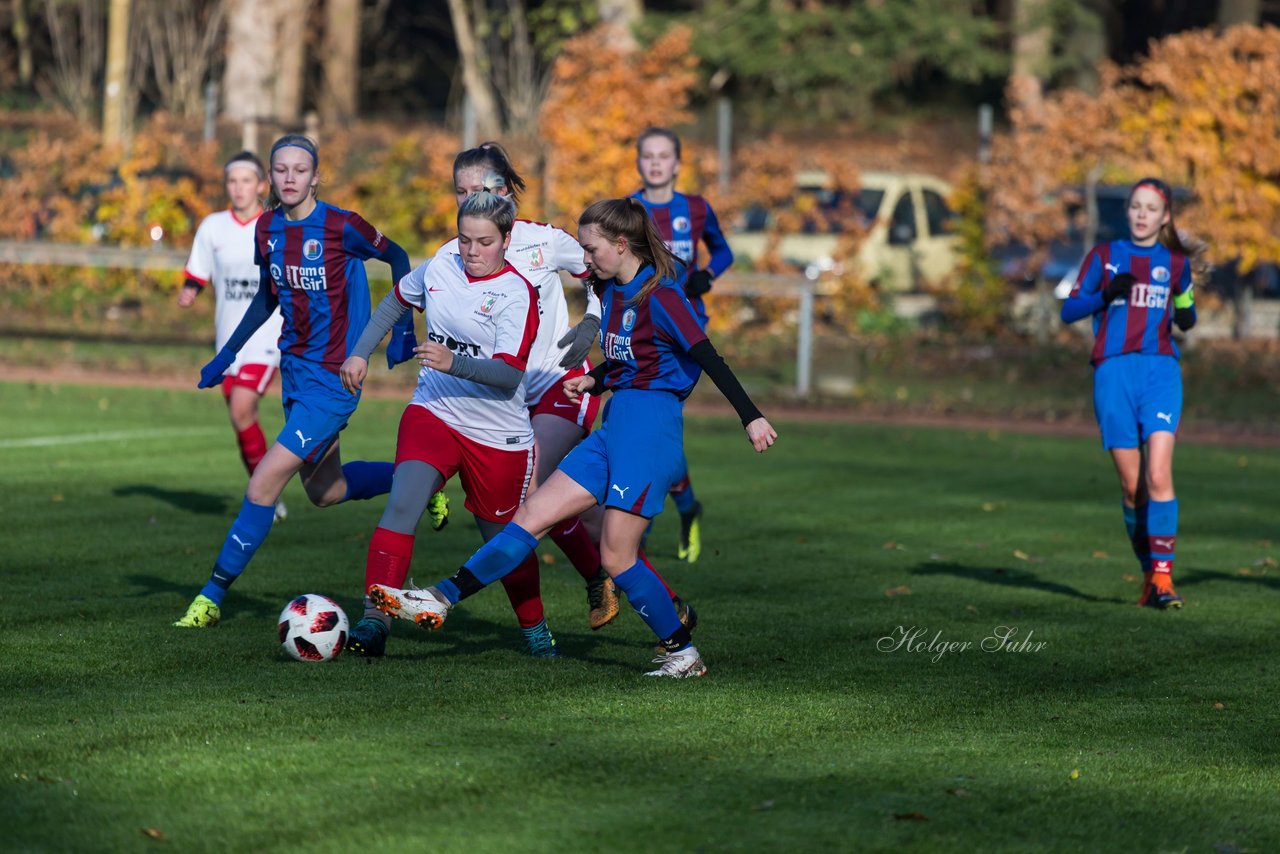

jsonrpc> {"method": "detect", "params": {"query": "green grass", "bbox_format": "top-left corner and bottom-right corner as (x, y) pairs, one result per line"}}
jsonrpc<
(1, 380), (1278, 852)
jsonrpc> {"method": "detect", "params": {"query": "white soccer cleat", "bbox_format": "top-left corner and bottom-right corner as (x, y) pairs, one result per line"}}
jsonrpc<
(644, 645), (708, 678)
(273, 500), (288, 523)
(367, 581), (451, 631)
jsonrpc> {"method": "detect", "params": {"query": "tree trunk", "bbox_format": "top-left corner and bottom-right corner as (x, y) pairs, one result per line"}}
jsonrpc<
(103, 0), (132, 144)
(222, 0), (274, 123)
(597, 0), (642, 50)
(1010, 0), (1052, 117)
(321, 0), (359, 124)
(275, 0), (308, 125)
(446, 0), (500, 139)
(1218, 0), (1261, 26)
(12, 0), (32, 85)
(1066, 3), (1106, 93)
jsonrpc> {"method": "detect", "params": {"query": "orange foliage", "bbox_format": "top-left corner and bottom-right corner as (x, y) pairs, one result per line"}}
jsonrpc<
(986, 25), (1280, 275)
(539, 24), (700, 224)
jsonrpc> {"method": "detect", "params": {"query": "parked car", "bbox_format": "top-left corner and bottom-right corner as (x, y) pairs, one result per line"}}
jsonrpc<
(730, 170), (960, 292)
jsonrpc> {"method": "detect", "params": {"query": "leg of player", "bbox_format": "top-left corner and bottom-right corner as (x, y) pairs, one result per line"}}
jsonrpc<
(174, 442), (305, 628)
(368, 471), (596, 631)
(1109, 447), (1149, 601)
(669, 457), (703, 563)
(1142, 432), (1182, 609)
(225, 382), (285, 522)
(532, 413), (619, 629)
(475, 517), (558, 657)
(598, 508), (706, 679)
(298, 440), (394, 508)
(347, 460), (446, 658)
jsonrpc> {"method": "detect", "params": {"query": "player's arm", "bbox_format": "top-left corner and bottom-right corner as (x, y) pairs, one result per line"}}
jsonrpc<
(197, 267), (278, 388)
(179, 219), (213, 308)
(341, 262), (424, 393)
(1173, 263), (1196, 331)
(701, 203), (734, 278)
(437, 284), (539, 391)
(1060, 248), (1110, 324)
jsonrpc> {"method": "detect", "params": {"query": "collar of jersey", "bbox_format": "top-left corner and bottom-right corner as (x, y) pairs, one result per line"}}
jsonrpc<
(464, 261), (517, 284)
(1120, 239), (1160, 255)
(230, 208), (262, 227)
(632, 190), (679, 209)
(610, 264), (655, 293)
(277, 202), (326, 225)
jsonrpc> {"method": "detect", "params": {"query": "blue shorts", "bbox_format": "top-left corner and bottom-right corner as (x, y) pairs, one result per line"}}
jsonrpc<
(1093, 353), (1182, 450)
(557, 388), (684, 518)
(277, 357), (361, 463)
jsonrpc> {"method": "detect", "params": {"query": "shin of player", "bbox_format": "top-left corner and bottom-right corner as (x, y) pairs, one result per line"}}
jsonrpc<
(1061, 177), (1196, 610)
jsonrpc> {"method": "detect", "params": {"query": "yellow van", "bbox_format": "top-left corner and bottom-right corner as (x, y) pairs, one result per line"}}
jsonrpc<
(731, 170), (959, 292)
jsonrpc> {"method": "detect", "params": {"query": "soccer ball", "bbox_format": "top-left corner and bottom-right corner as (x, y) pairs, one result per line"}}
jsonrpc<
(278, 594), (349, 662)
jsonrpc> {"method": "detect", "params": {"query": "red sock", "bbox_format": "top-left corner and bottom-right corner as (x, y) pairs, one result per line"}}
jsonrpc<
(365, 527), (416, 592)
(500, 554), (545, 628)
(236, 423), (268, 474)
(637, 548), (676, 599)
(549, 517), (601, 581)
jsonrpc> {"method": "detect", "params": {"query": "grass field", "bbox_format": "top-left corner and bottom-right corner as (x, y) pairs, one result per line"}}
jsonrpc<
(2, 380), (1278, 853)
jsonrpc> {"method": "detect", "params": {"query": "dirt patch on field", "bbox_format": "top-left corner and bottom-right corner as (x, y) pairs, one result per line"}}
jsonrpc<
(4, 363), (1277, 449)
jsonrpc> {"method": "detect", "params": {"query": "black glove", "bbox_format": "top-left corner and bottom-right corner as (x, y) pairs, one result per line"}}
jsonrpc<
(1173, 306), (1197, 331)
(685, 269), (713, 299)
(557, 314), (600, 369)
(1102, 272), (1136, 304)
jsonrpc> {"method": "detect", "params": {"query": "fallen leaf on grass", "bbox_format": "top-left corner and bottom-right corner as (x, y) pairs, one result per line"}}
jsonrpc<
(1122, 574), (1141, 584)
(883, 541), (905, 551)
(884, 586), (912, 598)
(981, 502), (997, 512)
(894, 812), (929, 822)
(1092, 550), (1109, 559)
(141, 828), (165, 841)
(1255, 557), (1277, 568)
(750, 800), (775, 811)
(1012, 549), (1030, 561)
(1213, 702), (1226, 710)
(964, 605), (979, 614)
(946, 788), (970, 797)
(1238, 568), (1254, 577)
(540, 553), (556, 565)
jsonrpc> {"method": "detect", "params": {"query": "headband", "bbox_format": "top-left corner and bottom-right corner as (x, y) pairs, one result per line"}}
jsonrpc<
(1132, 180), (1169, 206)
(224, 158), (265, 180)
(270, 136), (319, 169)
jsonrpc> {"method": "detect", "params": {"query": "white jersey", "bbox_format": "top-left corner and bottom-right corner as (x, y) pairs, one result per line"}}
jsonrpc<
(438, 219), (599, 403)
(395, 253), (540, 451)
(184, 209), (283, 374)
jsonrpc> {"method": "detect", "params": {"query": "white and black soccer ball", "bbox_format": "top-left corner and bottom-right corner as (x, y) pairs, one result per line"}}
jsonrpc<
(278, 594), (349, 662)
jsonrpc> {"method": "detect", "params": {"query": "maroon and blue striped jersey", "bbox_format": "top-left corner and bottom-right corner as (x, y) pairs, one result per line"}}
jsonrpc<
(1063, 240), (1193, 366)
(630, 190), (734, 322)
(598, 265), (709, 399)
(254, 201), (408, 372)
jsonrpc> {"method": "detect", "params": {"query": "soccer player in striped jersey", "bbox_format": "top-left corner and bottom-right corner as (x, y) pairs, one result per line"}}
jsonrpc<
(631, 127), (735, 563)
(174, 134), (408, 629)
(368, 198), (777, 678)
(340, 183), (556, 657)
(1061, 177), (1197, 610)
(178, 152), (288, 523)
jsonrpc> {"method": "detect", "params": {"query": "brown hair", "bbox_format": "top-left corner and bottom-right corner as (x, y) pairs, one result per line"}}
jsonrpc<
(579, 198), (681, 304)
(635, 126), (682, 160)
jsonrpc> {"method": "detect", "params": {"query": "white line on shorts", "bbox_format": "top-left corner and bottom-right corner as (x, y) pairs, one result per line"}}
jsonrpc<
(0, 428), (221, 449)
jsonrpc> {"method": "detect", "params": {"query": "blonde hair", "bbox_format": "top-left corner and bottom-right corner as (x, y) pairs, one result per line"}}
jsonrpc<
(458, 173), (517, 237)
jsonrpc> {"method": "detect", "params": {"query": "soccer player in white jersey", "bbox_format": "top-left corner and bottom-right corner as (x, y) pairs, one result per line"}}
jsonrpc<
(178, 151), (287, 521)
(339, 183), (552, 657)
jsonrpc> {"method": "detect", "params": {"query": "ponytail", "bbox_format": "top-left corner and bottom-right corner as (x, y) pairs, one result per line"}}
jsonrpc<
(453, 141), (526, 207)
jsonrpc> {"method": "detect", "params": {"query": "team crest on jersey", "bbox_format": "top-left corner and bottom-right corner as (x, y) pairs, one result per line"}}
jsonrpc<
(1151, 266), (1170, 283)
(303, 239), (322, 261)
(528, 246), (545, 267)
(480, 295), (498, 314)
(270, 263), (283, 282)
(672, 216), (690, 233)
(621, 308), (637, 332)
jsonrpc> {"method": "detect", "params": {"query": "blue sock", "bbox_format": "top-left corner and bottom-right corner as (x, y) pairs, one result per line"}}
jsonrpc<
(670, 461), (697, 515)
(1147, 498), (1178, 571)
(436, 523), (540, 603)
(342, 461), (394, 502)
(1123, 502), (1151, 571)
(613, 561), (686, 647)
(200, 498), (277, 605)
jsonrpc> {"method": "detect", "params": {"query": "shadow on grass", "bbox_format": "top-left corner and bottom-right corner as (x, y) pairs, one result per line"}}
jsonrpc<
(910, 561), (1125, 604)
(126, 574), (282, 620)
(1178, 567), (1280, 594)
(113, 484), (230, 516)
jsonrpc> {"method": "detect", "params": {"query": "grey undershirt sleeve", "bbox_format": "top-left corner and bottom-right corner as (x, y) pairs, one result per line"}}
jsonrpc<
(445, 354), (524, 391)
(352, 290), (410, 361)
